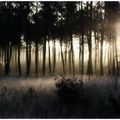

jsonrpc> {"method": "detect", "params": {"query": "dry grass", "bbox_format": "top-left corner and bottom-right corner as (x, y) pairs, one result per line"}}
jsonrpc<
(0, 75), (120, 118)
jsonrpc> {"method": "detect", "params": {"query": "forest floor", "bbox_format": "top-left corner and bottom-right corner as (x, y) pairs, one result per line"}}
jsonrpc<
(0, 75), (120, 118)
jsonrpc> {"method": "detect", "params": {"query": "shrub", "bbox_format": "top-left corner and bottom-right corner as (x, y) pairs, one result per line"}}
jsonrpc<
(55, 76), (84, 103)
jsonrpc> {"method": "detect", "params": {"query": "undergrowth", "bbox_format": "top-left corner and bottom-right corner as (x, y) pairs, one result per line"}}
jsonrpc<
(55, 76), (84, 103)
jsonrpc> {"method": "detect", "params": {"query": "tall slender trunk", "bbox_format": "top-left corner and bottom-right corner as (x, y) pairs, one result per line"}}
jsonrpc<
(108, 36), (112, 75)
(53, 38), (56, 74)
(115, 36), (119, 91)
(98, 37), (100, 74)
(4, 41), (12, 75)
(39, 47), (42, 73)
(35, 39), (38, 76)
(115, 38), (119, 75)
(87, 1), (93, 76)
(100, 32), (104, 75)
(18, 39), (22, 75)
(87, 31), (93, 75)
(48, 39), (51, 75)
(94, 32), (97, 74)
(79, 35), (82, 74)
(26, 39), (29, 76)
(6, 42), (9, 75)
(35, 3), (39, 76)
(15, 47), (17, 70)
(81, 34), (84, 75)
(4, 41), (7, 75)
(70, 34), (75, 74)
(43, 37), (46, 75)
(65, 44), (67, 74)
(107, 44), (110, 75)
(1, 48), (4, 73)
(112, 39), (115, 75)
(60, 36), (65, 74)
(4, 41), (8, 75)
(26, 39), (31, 76)
(29, 41), (31, 75)
(69, 43), (71, 74)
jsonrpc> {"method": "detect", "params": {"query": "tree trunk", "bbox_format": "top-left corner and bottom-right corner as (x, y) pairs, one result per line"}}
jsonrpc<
(70, 34), (75, 74)
(60, 36), (65, 74)
(65, 44), (67, 74)
(26, 40), (31, 76)
(4, 41), (12, 75)
(100, 32), (104, 75)
(43, 37), (46, 75)
(35, 39), (38, 76)
(4, 41), (8, 75)
(87, 1), (93, 76)
(94, 32), (97, 74)
(53, 38), (56, 74)
(79, 35), (82, 74)
(26, 39), (29, 76)
(81, 34), (84, 75)
(48, 39), (51, 75)
(29, 41), (31, 75)
(18, 40), (22, 76)
(87, 31), (93, 75)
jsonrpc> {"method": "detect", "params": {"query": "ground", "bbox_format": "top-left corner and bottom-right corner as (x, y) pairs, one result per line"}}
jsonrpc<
(0, 75), (120, 118)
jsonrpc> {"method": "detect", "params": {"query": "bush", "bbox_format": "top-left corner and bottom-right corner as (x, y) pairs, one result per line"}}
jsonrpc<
(55, 76), (84, 103)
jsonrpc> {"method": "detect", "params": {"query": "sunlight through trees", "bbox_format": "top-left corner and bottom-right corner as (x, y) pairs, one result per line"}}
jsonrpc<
(0, 1), (120, 76)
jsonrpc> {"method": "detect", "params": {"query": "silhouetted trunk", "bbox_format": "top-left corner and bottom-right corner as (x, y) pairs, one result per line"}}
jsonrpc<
(87, 1), (93, 76)
(107, 45), (110, 74)
(2, 48), (4, 67)
(79, 35), (82, 74)
(26, 39), (29, 76)
(94, 32), (97, 74)
(69, 43), (71, 74)
(29, 41), (31, 75)
(60, 36), (65, 74)
(112, 39), (115, 75)
(115, 39), (119, 75)
(108, 34), (112, 75)
(4, 42), (7, 75)
(53, 38), (56, 74)
(81, 34), (84, 75)
(15, 47), (17, 71)
(70, 33), (75, 74)
(100, 32), (104, 75)
(4, 41), (12, 75)
(5, 42), (9, 75)
(18, 39), (22, 76)
(26, 40), (31, 76)
(35, 3), (39, 76)
(48, 38), (51, 75)
(115, 36), (119, 91)
(98, 36), (100, 74)
(64, 44), (67, 73)
(43, 37), (46, 75)
(87, 31), (93, 75)
(35, 39), (38, 76)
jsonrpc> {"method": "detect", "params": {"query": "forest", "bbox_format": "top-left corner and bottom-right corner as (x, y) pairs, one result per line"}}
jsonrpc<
(1, 1), (120, 118)
(0, 1), (120, 76)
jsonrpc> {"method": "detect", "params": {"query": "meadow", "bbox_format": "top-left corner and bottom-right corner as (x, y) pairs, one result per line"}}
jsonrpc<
(0, 75), (120, 118)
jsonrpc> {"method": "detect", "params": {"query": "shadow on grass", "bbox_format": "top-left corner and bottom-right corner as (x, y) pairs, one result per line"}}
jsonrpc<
(0, 76), (120, 118)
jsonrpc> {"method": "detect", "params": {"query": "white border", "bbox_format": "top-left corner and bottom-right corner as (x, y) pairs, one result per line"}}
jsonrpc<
(0, 0), (120, 1)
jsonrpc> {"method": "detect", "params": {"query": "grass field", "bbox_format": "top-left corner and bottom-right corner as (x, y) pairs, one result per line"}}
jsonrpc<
(0, 75), (120, 118)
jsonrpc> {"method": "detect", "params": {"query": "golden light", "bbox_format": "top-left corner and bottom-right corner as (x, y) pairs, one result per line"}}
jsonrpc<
(18, 31), (120, 74)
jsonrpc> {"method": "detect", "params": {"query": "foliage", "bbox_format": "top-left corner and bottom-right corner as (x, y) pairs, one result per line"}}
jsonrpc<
(55, 76), (84, 103)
